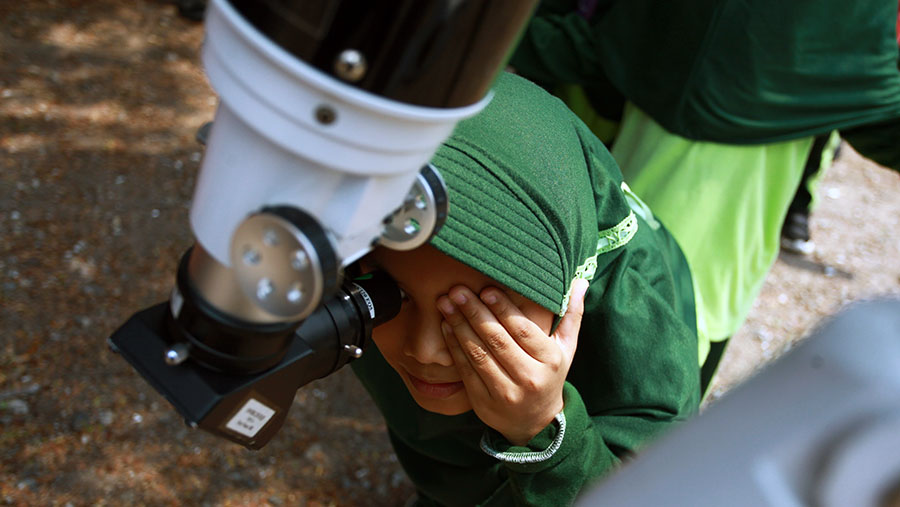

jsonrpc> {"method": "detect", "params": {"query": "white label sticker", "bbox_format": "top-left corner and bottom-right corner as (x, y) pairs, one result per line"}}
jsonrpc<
(225, 398), (276, 438)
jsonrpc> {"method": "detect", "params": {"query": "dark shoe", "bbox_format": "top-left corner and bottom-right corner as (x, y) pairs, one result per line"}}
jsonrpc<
(781, 210), (815, 255)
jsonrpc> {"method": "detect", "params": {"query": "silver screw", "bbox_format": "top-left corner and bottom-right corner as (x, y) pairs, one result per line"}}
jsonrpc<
(262, 229), (279, 247)
(286, 282), (303, 303)
(334, 49), (367, 82)
(242, 248), (261, 266)
(164, 343), (190, 365)
(291, 249), (309, 271)
(403, 218), (420, 235)
(343, 344), (364, 358)
(256, 278), (274, 300)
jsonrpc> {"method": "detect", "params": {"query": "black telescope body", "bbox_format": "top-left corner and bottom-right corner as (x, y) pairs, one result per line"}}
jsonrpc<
(227, 0), (537, 108)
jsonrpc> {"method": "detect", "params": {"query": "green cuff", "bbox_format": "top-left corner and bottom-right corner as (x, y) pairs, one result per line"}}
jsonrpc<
(480, 411), (566, 465)
(479, 382), (589, 473)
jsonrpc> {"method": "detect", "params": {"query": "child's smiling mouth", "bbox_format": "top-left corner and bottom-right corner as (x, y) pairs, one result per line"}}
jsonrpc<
(406, 374), (465, 399)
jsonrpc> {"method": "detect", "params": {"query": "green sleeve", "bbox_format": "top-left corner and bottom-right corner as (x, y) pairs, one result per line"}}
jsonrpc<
(509, 10), (606, 87)
(477, 383), (618, 506)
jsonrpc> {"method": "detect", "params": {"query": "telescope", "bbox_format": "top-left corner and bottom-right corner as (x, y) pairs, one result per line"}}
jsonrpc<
(108, 0), (537, 449)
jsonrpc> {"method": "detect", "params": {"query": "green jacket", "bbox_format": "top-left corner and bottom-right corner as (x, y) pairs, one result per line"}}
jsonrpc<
(512, 0), (900, 165)
(351, 73), (700, 506)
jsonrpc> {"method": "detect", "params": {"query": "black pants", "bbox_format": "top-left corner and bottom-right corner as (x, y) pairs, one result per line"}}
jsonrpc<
(787, 134), (831, 216)
(700, 339), (729, 395)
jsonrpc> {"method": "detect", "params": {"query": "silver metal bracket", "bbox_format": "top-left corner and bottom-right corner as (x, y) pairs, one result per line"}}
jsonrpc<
(378, 164), (448, 251)
(230, 208), (337, 321)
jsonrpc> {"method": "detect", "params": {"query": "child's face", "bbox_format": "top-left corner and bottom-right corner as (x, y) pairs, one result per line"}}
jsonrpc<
(365, 245), (553, 416)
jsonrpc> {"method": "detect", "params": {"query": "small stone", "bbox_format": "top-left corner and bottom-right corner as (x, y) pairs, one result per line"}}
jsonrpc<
(391, 471), (406, 488)
(132, 413), (143, 423)
(304, 442), (325, 461)
(824, 266), (836, 278)
(777, 294), (788, 304)
(5, 399), (28, 415)
(99, 410), (114, 426)
(16, 478), (36, 490)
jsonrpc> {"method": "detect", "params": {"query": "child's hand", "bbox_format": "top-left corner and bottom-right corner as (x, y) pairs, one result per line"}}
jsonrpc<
(436, 279), (589, 446)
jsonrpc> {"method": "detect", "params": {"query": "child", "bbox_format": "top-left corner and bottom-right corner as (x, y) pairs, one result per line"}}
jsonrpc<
(350, 73), (700, 506)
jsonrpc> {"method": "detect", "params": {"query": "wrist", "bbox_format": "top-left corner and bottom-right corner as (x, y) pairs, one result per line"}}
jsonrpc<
(501, 399), (565, 446)
(481, 410), (568, 465)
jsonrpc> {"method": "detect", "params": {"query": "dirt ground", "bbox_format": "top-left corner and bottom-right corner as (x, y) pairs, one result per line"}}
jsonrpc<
(1, 1), (898, 506)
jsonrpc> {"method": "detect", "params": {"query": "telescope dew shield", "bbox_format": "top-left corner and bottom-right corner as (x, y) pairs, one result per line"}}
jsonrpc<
(225, 0), (538, 108)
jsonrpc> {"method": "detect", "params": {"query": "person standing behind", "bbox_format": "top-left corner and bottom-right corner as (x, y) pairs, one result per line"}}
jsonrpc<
(510, 0), (900, 387)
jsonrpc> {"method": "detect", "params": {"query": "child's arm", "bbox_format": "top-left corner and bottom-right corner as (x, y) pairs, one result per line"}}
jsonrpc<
(509, 8), (604, 86)
(436, 264), (699, 506)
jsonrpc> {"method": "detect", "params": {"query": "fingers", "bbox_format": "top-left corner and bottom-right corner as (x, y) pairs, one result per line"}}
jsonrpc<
(436, 283), (585, 444)
(437, 288), (519, 384)
(477, 287), (559, 360)
(554, 279), (589, 358)
(439, 317), (496, 400)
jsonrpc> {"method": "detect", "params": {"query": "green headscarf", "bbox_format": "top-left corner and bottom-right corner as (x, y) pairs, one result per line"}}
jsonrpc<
(430, 72), (636, 316)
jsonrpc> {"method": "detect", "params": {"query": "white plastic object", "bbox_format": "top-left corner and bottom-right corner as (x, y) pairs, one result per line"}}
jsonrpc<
(192, 0), (490, 266)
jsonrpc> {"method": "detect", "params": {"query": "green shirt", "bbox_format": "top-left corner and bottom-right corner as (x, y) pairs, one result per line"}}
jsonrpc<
(512, 0), (900, 145)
